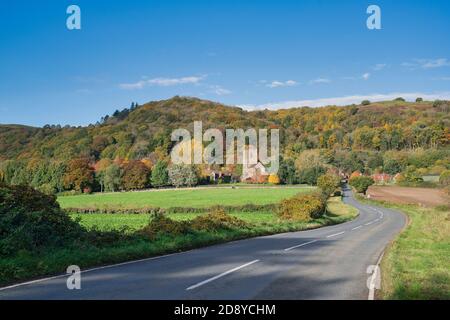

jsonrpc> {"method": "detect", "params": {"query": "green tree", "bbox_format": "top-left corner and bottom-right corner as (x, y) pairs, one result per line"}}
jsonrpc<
(151, 160), (169, 188)
(104, 164), (121, 192)
(349, 176), (374, 194)
(168, 164), (198, 188)
(278, 159), (297, 184)
(317, 173), (341, 198)
(297, 166), (327, 185)
(383, 158), (403, 175)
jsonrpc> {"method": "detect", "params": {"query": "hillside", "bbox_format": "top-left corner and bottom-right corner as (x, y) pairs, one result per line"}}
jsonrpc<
(0, 96), (449, 193)
(1, 96), (449, 162)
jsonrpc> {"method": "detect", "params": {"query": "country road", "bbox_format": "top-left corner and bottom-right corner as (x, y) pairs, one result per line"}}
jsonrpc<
(0, 186), (406, 300)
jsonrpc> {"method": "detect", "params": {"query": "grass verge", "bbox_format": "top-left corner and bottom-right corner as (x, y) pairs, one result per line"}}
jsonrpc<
(359, 197), (449, 300)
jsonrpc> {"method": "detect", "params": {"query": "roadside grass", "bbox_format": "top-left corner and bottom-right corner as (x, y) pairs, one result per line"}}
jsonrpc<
(360, 198), (450, 300)
(57, 186), (315, 210)
(1, 196), (355, 286)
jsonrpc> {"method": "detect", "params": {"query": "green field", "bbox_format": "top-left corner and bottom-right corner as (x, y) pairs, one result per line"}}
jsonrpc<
(71, 195), (358, 232)
(58, 186), (315, 209)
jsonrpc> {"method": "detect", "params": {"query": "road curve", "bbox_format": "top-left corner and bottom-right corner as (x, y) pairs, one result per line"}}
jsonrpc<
(0, 186), (406, 300)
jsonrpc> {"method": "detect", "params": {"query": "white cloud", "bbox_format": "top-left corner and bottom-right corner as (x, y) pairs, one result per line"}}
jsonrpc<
(238, 92), (450, 110)
(309, 78), (330, 84)
(402, 58), (450, 69)
(120, 76), (205, 90)
(362, 73), (371, 80)
(210, 85), (232, 96)
(372, 63), (387, 71)
(267, 80), (297, 88)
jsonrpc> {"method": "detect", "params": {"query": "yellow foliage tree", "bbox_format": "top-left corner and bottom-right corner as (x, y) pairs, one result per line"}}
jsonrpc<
(268, 174), (280, 184)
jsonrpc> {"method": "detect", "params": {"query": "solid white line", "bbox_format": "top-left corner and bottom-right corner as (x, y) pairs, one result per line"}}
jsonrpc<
(186, 260), (260, 291)
(351, 225), (363, 230)
(368, 252), (384, 300)
(326, 231), (345, 238)
(284, 240), (318, 252)
(364, 221), (374, 226)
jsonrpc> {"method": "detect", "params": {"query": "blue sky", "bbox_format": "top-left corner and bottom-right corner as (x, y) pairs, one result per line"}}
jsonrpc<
(1, 0), (449, 126)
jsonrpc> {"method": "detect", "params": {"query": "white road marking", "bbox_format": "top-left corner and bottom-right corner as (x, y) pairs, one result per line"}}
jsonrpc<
(186, 260), (260, 291)
(368, 252), (384, 300)
(364, 221), (374, 226)
(326, 231), (345, 238)
(351, 225), (363, 230)
(284, 240), (318, 252)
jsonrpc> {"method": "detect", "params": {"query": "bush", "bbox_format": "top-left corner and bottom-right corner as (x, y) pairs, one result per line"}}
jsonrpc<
(268, 174), (281, 184)
(139, 213), (190, 239)
(278, 193), (326, 221)
(190, 209), (248, 232)
(349, 176), (374, 194)
(0, 184), (84, 256)
(361, 100), (371, 106)
(317, 173), (341, 198)
(439, 170), (450, 186)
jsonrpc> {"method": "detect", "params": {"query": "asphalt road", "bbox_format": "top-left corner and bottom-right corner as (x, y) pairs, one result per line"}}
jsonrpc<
(0, 186), (406, 300)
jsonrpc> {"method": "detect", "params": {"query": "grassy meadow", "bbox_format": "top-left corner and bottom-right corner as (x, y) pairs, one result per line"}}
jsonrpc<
(71, 195), (358, 233)
(58, 186), (314, 210)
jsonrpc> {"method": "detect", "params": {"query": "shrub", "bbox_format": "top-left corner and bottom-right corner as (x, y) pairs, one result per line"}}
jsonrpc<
(317, 173), (341, 198)
(190, 209), (248, 232)
(278, 192), (326, 221)
(439, 170), (450, 186)
(349, 176), (374, 194)
(361, 100), (371, 106)
(0, 184), (84, 256)
(268, 174), (280, 184)
(139, 213), (190, 239)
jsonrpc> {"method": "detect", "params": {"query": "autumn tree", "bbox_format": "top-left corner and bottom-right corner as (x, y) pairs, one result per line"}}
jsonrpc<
(63, 158), (94, 192)
(121, 160), (150, 190)
(317, 173), (341, 198)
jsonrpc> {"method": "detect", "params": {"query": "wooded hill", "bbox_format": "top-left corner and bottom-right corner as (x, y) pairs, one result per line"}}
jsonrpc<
(0, 96), (449, 192)
(1, 96), (449, 162)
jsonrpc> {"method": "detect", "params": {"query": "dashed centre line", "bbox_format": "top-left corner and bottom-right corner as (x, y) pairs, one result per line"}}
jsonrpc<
(186, 260), (260, 291)
(326, 231), (345, 238)
(351, 225), (363, 230)
(284, 240), (318, 252)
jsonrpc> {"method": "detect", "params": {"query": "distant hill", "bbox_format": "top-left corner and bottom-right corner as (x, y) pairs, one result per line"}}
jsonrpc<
(0, 96), (449, 162)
